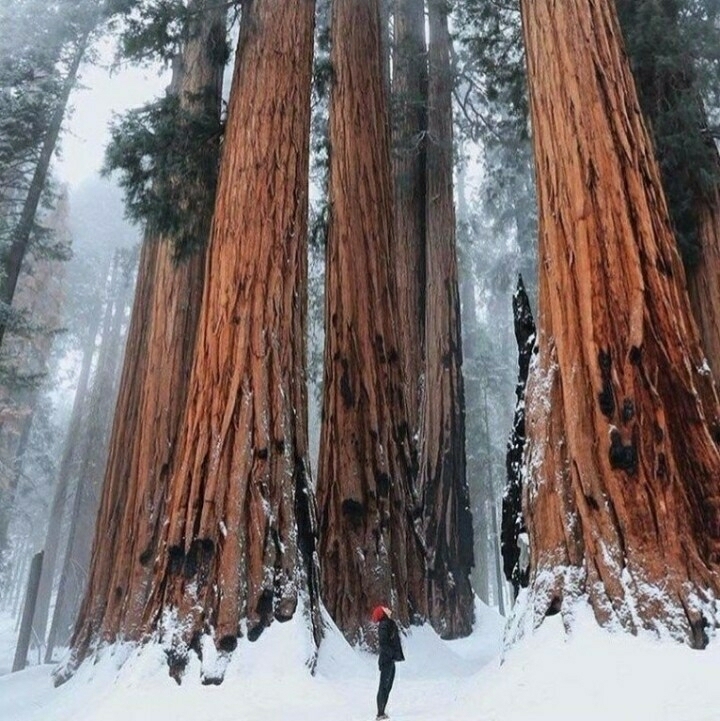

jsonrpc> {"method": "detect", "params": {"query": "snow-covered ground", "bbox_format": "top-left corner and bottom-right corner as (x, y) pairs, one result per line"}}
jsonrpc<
(2, 599), (720, 721)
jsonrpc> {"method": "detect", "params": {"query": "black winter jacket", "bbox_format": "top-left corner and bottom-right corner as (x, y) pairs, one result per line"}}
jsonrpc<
(378, 617), (405, 667)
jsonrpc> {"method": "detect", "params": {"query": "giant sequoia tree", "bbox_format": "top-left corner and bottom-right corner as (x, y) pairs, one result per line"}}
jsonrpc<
(419, 0), (474, 638)
(68, 0), (225, 669)
(71, 2), (321, 679)
(519, 0), (720, 646)
(317, 0), (425, 643)
(148, 0), (320, 664)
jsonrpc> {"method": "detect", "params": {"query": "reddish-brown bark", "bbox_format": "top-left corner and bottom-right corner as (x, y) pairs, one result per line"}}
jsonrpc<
(317, 0), (426, 644)
(519, 0), (720, 646)
(66, 1), (225, 673)
(419, 0), (474, 639)
(142, 0), (320, 669)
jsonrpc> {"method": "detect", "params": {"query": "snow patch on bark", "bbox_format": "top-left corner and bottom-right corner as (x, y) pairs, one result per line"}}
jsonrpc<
(523, 339), (557, 503)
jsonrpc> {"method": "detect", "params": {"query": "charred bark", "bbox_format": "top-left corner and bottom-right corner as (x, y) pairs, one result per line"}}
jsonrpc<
(318, 0), (426, 644)
(519, 0), (720, 646)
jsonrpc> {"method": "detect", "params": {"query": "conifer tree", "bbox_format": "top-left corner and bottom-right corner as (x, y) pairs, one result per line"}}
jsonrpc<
(68, 0), (227, 671)
(518, 0), (720, 646)
(317, 0), (425, 643)
(419, 0), (474, 638)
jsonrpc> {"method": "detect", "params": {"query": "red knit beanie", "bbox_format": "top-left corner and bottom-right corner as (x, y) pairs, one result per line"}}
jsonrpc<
(371, 606), (386, 623)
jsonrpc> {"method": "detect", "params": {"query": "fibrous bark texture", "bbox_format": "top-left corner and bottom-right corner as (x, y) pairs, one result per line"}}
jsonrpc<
(318, 0), (425, 644)
(519, 0), (720, 647)
(502, 276), (535, 598)
(392, 0), (427, 437)
(419, 0), (474, 639)
(67, 4), (225, 677)
(143, 0), (320, 670)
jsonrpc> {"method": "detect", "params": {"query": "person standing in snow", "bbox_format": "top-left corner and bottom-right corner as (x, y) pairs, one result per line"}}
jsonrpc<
(372, 605), (404, 720)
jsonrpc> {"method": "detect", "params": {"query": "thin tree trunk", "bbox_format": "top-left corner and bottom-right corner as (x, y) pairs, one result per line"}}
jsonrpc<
(461, 271), (490, 604)
(518, 0), (720, 646)
(3, 538), (28, 612)
(12, 551), (42, 672)
(490, 502), (506, 617)
(392, 0), (427, 437)
(318, 0), (426, 643)
(0, 29), (91, 348)
(457, 152), (490, 604)
(0, 403), (35, 559)
(420, 0), (474, 639)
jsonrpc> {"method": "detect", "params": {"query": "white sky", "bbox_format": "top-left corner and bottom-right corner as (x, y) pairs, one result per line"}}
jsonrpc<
(55, 52), (170, 190)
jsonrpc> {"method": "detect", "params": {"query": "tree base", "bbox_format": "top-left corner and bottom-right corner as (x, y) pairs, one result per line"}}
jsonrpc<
(505, 563), (720, 650)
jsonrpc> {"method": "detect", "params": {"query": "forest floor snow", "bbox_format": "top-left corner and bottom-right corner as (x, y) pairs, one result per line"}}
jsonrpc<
(2, 598), (720, 721)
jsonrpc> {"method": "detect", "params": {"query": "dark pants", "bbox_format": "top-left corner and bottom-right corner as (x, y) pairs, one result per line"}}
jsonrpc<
(377, 661), (396, 716)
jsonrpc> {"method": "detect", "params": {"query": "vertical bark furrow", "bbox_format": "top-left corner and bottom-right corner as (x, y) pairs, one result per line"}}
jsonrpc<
(392, 0), (427, 437)
(318, 0), (425, 644)
(420, 0), (474, 639)
(66, 1), (227, 674)
(150, 0), (319, 656)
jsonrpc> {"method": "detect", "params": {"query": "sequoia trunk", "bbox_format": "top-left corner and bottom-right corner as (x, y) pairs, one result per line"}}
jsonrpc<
(689, 188), (720, 378)
(143, 0), (320, 672)
(67, 1), (225, 671)
(419, 0), (474, 639)
(392, 0), (427, 436)
(519, 0), (720, 646)
(317, 0), (426, 643)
